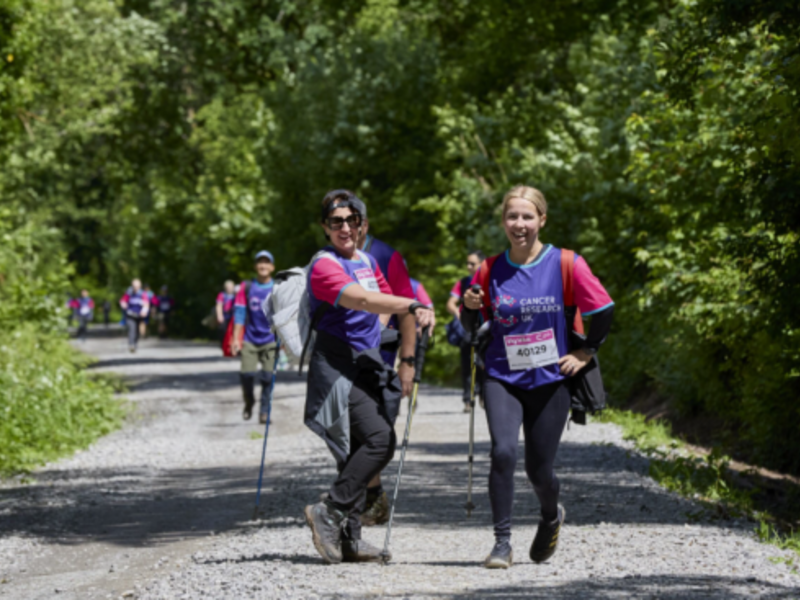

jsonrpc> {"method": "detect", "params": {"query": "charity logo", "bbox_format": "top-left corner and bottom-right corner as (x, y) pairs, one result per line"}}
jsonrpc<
(492, 295), (518, 327)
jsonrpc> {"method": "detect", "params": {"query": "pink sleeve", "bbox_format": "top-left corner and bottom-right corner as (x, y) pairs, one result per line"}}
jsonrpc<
(120, 294), (129, 305)
(89, 300), (95, 309)
(310, 259), (356, 306)
(573, 256), (613, 315)
(450, 280), (461, 298)
(216, 292), (224, 304)
(386, 252), (415, 299)
(234, 282), (247, 307)
(373, 264), (393, 295)
(416, 283), (433, 307)
(151, 296), (159, 307)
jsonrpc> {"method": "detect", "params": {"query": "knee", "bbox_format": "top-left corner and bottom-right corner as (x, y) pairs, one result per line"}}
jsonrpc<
(367, 426), (396, 458)
(491, 443), (518, 473)
(527, 463), (556, 491)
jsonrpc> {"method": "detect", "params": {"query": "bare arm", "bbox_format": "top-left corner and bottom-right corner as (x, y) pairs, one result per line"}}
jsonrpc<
(231, 323), (244, 355)
(446, 295), (460, 318)
(216, 301), (225, 324)
(338, 285), (417, 316)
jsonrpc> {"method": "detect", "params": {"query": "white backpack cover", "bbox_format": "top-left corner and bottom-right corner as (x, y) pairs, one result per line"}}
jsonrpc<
(262, 250), (372, 362)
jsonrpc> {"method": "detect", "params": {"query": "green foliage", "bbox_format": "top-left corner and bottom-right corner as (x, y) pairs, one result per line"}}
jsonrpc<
(0, 324), (124, 475)
(2, 0), (800, 474)
(599, 408), (797, 562)
(596, 409), (678, 455)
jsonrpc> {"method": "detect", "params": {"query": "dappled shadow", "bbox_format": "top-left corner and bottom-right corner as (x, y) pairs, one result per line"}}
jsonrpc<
(0, 434), (725, 552)
(127, 368), (306, 394)
(128, 370), (241, 393)
(197, 552), (322, 566)
(0, 458), (332, 548)
(376, 575), (799, 599)
(91, 355), (237, 369)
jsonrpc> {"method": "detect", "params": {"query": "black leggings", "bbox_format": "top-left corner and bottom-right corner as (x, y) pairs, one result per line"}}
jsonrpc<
(484, 377), (571, 541)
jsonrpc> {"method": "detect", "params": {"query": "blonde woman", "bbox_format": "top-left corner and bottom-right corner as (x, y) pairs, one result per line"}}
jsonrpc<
(461, 186), (614, 568)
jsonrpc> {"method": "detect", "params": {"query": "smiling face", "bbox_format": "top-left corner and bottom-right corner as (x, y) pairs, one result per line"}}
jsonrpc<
(255, 258), (275, 279)
(131, 279), (142, 293)
(503, 196), (547, 251)
(322, 206), (360, 256)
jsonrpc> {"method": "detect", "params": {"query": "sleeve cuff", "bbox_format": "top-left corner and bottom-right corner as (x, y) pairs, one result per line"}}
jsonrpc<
(581, 301), (615, 317)
(334, 282), (355, 308)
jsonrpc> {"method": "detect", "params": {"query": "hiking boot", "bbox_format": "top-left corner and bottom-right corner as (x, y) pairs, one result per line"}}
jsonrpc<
(529, 504), (565, 563)
(484, 540), (513, 569)
(242, 404), (254, 421)
(259, 412), (269, 425)
(360, 490), (389, 527)
(342, 538), (386, 563)
(304, 501), (346, 564)
(463, 402), (471, 413)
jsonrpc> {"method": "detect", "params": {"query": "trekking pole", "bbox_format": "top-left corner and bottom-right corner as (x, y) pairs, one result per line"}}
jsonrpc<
(380, 326), (431, 565)
(465, 284), (481, 517)
(252, 335), (281, 520)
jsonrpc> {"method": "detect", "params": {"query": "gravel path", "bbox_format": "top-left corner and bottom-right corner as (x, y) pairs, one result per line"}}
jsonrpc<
(1, 333), (799, 599)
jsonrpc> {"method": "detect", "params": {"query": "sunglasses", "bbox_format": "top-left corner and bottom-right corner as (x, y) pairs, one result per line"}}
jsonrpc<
(326, 215), (362, 230)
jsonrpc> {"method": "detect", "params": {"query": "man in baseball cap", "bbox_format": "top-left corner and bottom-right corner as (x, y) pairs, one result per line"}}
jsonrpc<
(232, 250), (277, 423)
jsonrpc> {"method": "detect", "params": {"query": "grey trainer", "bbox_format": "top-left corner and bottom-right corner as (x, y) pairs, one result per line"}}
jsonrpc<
(304, 501), (346, 564)
(484, 540), (513, 569)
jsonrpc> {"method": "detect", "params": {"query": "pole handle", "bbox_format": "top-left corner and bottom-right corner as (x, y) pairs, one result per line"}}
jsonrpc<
(413, 326), (431, 384)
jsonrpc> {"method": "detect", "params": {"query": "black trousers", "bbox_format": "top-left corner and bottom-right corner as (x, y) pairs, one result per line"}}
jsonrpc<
(76, 316), (90, 339)
(459, 342), (485, 404)
(127, 316), (141, 348)
(329, 379), (397, 540)
(484, 377), (571, 541)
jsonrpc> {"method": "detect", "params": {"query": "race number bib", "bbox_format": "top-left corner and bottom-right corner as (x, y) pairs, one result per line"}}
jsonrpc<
(354, 268), (380, 293)
(80, 306), (91, 316)
(503, 329), (559, 371)
(160, 301), (171, 311)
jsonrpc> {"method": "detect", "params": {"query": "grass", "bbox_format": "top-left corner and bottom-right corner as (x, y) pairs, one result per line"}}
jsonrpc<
(597, 408), (799, 563)
(0, 325), (126, 476)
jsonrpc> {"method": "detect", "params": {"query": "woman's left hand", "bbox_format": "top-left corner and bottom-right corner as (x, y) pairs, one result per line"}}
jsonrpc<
(558, 349), (591, 377)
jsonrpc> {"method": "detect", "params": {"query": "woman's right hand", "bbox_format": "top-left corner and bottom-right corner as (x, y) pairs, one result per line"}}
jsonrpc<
(463, 288), (484, 311)
(413, 306), (435, 330)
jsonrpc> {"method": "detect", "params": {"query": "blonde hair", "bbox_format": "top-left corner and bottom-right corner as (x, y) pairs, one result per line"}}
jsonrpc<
(501, 185), (547, 217)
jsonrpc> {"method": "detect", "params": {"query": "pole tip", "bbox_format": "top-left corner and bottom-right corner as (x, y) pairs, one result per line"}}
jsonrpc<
(379, 551), (392, 565)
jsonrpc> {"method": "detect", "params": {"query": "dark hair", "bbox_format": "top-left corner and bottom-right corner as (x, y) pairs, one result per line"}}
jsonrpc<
(321, 189), (361, 222)
(467, 250), (485, 261)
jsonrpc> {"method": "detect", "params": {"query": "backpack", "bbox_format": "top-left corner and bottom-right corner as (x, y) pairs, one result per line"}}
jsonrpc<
(473, 248), (606, 424)
(263, 249), (372, 372)
(222, 281), (251, 357)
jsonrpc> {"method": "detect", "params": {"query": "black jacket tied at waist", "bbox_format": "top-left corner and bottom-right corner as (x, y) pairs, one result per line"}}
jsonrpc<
(304, 330), (402, 468)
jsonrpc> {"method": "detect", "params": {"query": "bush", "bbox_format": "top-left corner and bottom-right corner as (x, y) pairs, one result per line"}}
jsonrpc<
(0, 324), (124, 475)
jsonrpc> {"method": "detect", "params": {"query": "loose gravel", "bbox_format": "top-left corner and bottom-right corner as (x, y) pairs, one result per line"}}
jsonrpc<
(1, 333), (799, 599)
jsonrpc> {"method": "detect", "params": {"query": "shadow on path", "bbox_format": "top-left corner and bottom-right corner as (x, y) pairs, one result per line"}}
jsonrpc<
(0, 437), (723, 550)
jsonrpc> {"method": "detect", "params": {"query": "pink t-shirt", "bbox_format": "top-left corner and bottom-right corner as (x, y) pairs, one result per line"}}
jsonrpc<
(569, 256), (613, 315)
(449, 280), (462, 298)
(310, 254), (392, 305)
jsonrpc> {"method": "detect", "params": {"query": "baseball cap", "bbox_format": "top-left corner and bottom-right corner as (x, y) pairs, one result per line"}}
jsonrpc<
(254, 250), (274, 262)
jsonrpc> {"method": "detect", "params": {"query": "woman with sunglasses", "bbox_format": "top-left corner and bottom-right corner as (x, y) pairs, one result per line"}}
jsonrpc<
(446, 250), (485, 412)
(461, 185), (614, 569)
(303, 189), (434, 565)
